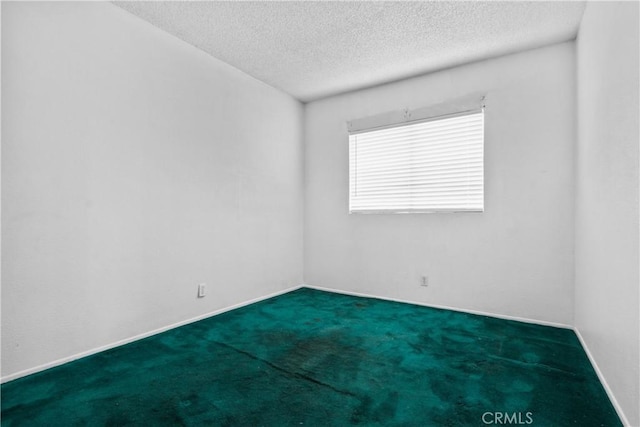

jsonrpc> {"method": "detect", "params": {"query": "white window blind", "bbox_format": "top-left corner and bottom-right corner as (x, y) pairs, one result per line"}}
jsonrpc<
(349, 110), (484, 213)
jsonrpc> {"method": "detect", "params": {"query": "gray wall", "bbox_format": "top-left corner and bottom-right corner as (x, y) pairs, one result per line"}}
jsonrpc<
(575, 2), (639, 425)
(304, 42), (576, 326)
(1, 2), (304, 378)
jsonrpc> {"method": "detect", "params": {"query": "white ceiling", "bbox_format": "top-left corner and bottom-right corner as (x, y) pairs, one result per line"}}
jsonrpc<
(113, 1), (586, 103)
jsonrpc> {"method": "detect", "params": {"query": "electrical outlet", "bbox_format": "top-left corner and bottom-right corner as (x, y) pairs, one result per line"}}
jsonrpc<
(421, 276), (428, 287)
(197, 283), (206, 298)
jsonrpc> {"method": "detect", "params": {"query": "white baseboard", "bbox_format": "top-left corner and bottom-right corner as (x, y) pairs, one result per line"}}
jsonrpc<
(304, 285), (629, 424)
(303, 284), (573, 329)
(574, 328), (630, 427)
(1, 284), (304, 384)
(5, 283), (626, 427)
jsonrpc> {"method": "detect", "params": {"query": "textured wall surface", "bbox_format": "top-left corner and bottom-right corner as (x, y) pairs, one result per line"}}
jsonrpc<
(304, 42), (576, 326)
(575, 2), (640, 425)
(1, 2), (303, 378)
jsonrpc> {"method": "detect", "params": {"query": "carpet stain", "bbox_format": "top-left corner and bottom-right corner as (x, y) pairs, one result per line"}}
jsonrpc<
(1, 288), (622, 426)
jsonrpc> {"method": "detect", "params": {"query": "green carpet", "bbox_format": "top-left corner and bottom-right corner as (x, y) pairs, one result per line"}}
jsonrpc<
(1, 288), (621, 426)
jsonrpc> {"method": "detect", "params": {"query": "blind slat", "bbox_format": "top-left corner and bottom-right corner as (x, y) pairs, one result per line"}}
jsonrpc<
(349, 110), (484, 213)
(353, 160), (483, 179)
(353, 123), (482, 145)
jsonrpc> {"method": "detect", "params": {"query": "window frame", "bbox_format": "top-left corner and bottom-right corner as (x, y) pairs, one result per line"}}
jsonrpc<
(348, 105), (485, 215)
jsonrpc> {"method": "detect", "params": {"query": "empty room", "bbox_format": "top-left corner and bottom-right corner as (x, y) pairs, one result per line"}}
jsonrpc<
(1, 1), (638, 426)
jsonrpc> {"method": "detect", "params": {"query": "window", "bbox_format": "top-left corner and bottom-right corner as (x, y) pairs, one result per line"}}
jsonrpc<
(348, 109), (484, 214)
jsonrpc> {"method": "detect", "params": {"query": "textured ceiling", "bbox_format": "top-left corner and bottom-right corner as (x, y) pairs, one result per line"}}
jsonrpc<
(113, 1), (585, 102)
